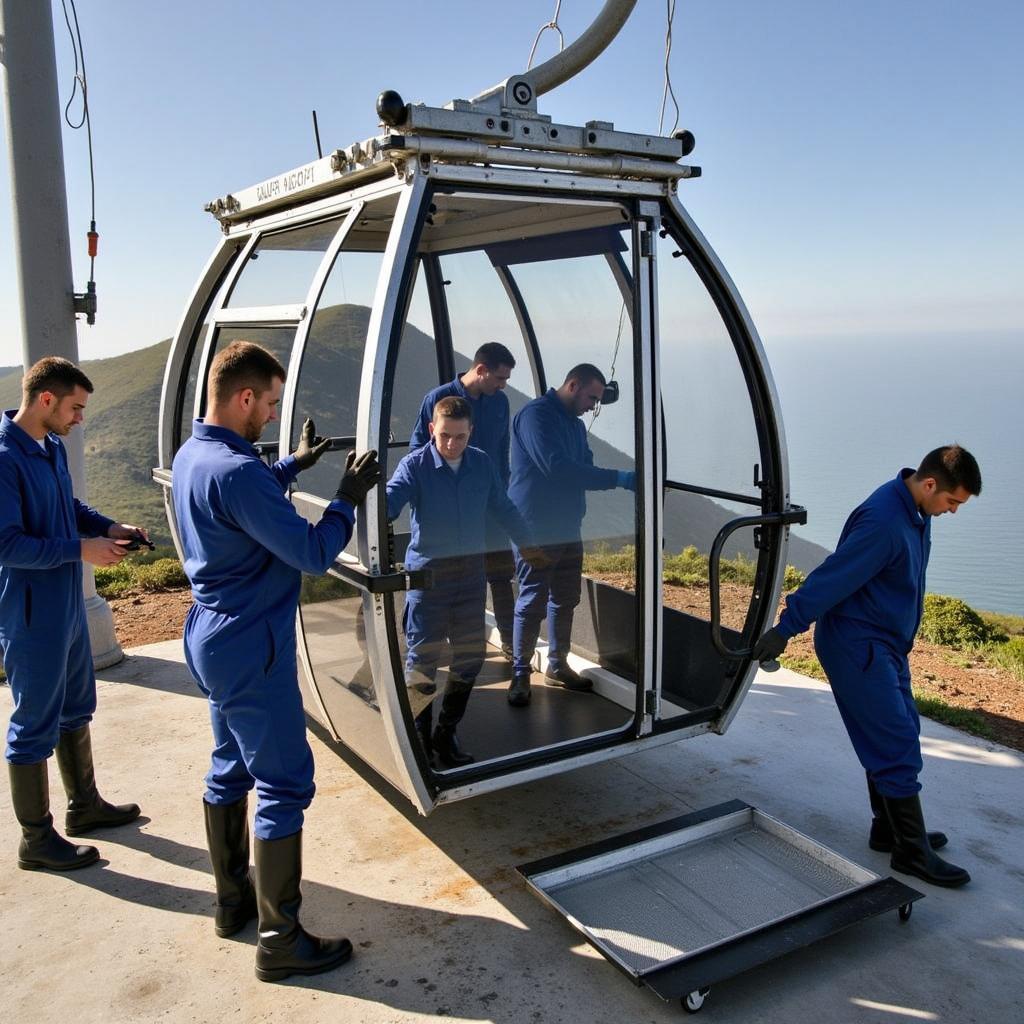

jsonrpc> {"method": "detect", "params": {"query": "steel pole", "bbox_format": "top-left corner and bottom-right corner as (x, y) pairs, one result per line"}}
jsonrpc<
(1, 0), (122, 667)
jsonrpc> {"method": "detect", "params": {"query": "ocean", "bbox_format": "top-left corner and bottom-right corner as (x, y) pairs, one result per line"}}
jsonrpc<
(763, 330), (1023, 617)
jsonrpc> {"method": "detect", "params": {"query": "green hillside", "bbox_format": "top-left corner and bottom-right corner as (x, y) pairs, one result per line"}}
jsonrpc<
(0, 308), (829, 570)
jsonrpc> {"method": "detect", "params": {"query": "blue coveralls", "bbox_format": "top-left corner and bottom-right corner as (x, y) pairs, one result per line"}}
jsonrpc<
(0, 411), (114, 764)
(410, 379), (515, 641)
(507, 390), (625, 675)
(386, 443), (532, 687)
(172, 421), (354, 840)
(777, 470), (931, 798)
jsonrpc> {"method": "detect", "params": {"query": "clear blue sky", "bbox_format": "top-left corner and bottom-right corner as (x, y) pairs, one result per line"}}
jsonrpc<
(1, 0), (1021, 362)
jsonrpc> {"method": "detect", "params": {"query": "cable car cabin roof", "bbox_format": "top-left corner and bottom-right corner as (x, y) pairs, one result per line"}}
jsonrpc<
(204, 107), (700, 231)
(230, 185), (635, 259)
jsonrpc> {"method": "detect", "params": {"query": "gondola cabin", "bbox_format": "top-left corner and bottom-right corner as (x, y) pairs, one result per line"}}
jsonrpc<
(155, 84), (805, 815)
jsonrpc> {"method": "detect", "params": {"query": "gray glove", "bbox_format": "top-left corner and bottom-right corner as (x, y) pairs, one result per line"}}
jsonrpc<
(292, 417), (332, 471)
(335, 449), (380, 506)
(751, 626), (788, 665)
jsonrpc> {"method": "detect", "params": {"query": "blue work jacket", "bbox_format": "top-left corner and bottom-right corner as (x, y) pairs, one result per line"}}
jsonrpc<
(779, 469), (931, 654)
(0, 411), (113, 639)
(171, 421), (354, 627)
(409, 378), (511, 485)
(386, 443), (532, 575)
(508, 389), (618, 545)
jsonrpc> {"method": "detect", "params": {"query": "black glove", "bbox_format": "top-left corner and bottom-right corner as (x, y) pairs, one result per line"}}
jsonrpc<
(751, 625), (789, 664)
(292, 417), (332, 471)
(335, 449), (380, 506)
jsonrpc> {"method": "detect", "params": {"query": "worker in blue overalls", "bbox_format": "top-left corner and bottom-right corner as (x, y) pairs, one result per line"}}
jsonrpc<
(1, 357), (142, 873)
(410, 342), (518, 667)
(172, 341), (379, 982)
(388, 395), (544, 767)
(507, 364), (635, 707)
(753, 446), (981, 888)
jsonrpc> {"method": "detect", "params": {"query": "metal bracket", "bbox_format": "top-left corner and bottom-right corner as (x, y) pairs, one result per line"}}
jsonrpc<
(73, 281), (97, 325)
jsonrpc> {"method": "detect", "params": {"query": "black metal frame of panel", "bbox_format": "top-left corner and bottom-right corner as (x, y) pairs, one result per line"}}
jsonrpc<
(518, 800), (924, 1004)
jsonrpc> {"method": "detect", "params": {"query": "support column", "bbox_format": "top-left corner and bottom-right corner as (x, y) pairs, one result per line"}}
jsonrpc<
(1, 0), (122, 668)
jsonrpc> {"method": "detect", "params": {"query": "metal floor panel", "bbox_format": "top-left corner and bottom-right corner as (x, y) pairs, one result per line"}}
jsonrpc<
(544, 820), (863, 974)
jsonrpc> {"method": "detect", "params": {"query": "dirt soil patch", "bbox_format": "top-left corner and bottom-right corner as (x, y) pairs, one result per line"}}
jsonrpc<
(108, 587), (193, 649)
(110, 581), (1024, 753)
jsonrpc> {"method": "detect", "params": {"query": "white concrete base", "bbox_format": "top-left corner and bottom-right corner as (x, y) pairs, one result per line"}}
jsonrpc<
(85, 593), (124, 669)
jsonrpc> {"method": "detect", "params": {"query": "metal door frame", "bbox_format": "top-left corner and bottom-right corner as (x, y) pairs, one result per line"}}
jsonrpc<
(651, 196), (796, 735)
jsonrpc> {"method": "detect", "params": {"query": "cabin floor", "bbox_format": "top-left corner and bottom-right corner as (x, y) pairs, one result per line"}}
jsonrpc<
(2, 638), (1021, 1023)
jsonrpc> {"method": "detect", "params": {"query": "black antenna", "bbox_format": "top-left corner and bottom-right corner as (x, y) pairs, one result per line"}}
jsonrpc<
(311, 109), (323, 159)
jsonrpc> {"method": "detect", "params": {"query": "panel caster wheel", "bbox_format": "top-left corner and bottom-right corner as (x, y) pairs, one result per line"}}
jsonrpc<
(682, 988), (710, 1013)
(898, 902), (912, 922)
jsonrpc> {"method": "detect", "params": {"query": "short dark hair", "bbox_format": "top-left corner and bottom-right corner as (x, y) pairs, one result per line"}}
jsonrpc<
(433, 395), (472, 422)
(22, 357), (93, 404)
(208, 341), (286, 405)
(563, 363), (607, 389)
(916, 445), (982, 496)
(473, 342), (516, 371)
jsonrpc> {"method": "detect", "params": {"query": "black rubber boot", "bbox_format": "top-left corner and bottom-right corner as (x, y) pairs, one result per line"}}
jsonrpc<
(883, 794), (970, 888)
(9, 761), (99, 872)
(253, 831), (353, 982)
(415, 704), (434, 763)
(56, 725), (140, 836)
(507, 672), (531, 707)
(432, 675), (475, 768)
(867, 774), (947, 852)
(204, 797), (257, 937)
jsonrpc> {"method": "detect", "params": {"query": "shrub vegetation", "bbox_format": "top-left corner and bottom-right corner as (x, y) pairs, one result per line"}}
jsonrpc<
(917, 593), (1004, 648)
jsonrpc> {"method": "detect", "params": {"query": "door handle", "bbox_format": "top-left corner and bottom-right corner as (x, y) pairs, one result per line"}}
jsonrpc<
(708, 506), (807, 660)
(330, 559), (433, 594)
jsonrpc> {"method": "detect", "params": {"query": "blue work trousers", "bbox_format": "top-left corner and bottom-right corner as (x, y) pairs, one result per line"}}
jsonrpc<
(814, 614), (922, 798)
(512, 540), (583, 676)
(485, 548), (515, 645)
(184, 605), (314, 840)
(403, 572), (487, 685)
(3, 611), (95, 764)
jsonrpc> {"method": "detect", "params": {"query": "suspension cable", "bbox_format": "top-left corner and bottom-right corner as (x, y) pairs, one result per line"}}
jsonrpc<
(60, 0), (99, 295)
(527, 0), (566, 70)
(658, 0), (680, 136)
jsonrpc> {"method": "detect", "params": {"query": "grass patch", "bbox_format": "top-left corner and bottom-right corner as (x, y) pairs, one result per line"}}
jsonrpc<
(912, 688), (996, 740)
(583, 543), (804, 591)
(982, 636), (1024, 681)
(778, 654), (826, 680)
(94, 556), (186, 598)
(979, 609), (1024, 638)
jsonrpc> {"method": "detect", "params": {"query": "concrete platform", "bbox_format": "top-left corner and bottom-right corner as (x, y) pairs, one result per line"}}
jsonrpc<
(3, 639), (1022, 1023)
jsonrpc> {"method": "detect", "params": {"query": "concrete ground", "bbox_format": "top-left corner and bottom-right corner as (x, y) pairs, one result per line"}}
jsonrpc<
(2, 640), (1022, 1024)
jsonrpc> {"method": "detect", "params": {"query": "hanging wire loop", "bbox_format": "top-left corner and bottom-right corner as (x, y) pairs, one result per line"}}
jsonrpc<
(527, 1), (566, 70)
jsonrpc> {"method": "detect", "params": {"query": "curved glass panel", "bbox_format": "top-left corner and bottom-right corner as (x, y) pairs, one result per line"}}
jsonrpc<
(389, 261), (439, 454)
(653, 214), (769, 724)
(225, 218), (342, 308)
(382, 190), (640, 774)
(656, 229), (762, 499)
(177, 323), (208, 452)
(204, 325), (295, 448)
(173, 246), (248, 454)
(440, 250), (539, 415)
(290, 245), (387, 512)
